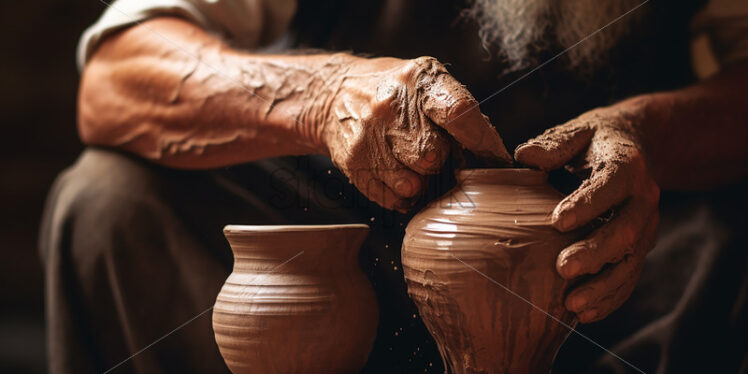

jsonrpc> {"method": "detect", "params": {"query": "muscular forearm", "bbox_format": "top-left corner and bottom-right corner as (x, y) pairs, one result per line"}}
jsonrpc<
(79, 17), (353, 168)
(78, 16), (512, 210)
(622, 62), (748, 190)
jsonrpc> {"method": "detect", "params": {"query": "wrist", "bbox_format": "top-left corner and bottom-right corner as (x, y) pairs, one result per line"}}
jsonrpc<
(231, 52), (361, 156)
(304, 53), (363, 155)
(608, 94), (668, 168)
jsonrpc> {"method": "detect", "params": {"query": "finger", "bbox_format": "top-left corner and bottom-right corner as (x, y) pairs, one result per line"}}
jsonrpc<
(556, 197), (655, 279)
(348, 167), (411, 212)
(387, 123), (451, 175)
(377, 162), (425, 199)
(514, 121), (594, 170)
(417, 65), (512, 165)
(565, 217), (656, 323)
(564, 217), (657, 322)
(370, 141), (426, 198)
(565, 254), (644, 323)
(551, 160), (633, 232)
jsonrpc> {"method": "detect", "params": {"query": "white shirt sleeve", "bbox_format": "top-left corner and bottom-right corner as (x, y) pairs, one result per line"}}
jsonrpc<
(692, 0), (748, 67)
(77, 0), (297, 70)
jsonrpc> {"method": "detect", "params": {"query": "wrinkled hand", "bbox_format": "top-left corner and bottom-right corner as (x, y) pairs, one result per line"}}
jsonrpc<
(515, 106), (660, 323)
(318, 56), (511, 211)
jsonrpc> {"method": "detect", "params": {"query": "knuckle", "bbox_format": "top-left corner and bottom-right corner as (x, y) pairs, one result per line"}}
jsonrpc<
(368, 102), (394, 119)
(566, 241), (597, 262)
(373, 80), (406, 115)
(402, 56), (446, 81)
(568, 191), (591, 211)
(447, 96), (477, 118)
(626, 148), (647, 170)
(604, 156), (630, 176)
(418, 128), (449, 151)
(547, 119), (590, 138)
(408, 56), (440, 71)
(393, 127), (450, 172)
(361, 109), (383, 126)
(415, 147), (443, 165)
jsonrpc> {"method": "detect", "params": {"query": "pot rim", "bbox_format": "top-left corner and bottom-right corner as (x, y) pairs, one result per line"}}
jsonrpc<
(456, 168), (547, 183)
(224, 223), (370, 235)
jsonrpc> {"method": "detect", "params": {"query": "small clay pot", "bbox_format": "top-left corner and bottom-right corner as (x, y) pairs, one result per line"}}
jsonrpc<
(213, 224), (378, 374)
(402, 169), (582, 374)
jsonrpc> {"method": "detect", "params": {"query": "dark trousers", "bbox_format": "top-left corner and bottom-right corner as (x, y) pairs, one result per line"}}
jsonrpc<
(40, 148), (748, 373)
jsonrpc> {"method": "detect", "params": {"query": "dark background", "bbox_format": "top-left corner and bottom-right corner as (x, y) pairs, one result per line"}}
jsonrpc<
(1, 1), (103, 372)
(0, 1), (727, 373)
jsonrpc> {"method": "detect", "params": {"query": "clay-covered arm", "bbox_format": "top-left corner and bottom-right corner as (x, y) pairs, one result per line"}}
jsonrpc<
(79, 17), (511, 211)
(79, 17), (340, 168)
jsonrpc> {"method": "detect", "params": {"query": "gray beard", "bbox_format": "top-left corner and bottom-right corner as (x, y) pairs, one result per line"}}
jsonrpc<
(467, 0), (643, 74)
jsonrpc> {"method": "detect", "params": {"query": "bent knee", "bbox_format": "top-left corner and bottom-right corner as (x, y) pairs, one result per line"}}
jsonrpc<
(41, 148), (170, 266)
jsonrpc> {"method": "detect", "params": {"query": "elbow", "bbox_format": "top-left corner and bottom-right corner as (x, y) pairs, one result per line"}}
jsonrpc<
(76, 59), (177, 164)
(77, 97), (104, 147)
(77, 57), (150, 150)
(77, 60), (116, 147)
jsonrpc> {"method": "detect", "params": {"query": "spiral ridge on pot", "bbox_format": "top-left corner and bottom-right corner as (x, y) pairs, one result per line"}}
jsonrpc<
(402, 169), (580, 374)
(213, 224), (378, 374)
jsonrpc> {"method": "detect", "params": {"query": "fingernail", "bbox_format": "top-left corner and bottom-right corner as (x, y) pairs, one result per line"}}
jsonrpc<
(394, 179), (413, 197)
(563, 259), (581, 278)
(557, 212), (576, 231)
(417, 151), (439, 170)
(513, 144), (533, 160)
(424, 150), (438, 163)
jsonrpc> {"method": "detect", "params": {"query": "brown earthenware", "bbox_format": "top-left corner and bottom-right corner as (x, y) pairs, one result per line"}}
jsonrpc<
(402, 169), (582, 374)
(213, 224), (378, 374)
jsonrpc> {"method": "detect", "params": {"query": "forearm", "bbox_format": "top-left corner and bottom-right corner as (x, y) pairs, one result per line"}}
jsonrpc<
(79, 17), (352, 168)
(620, 63), (748, 190)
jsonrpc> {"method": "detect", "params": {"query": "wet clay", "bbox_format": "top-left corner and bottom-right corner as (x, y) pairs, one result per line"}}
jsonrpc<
(402, 169), (584, 374)
(212, 224), (378, 374)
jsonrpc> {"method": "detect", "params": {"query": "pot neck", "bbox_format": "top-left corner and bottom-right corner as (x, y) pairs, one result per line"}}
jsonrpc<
(456, 168), (548, 186)
(223, 224), (369, 262)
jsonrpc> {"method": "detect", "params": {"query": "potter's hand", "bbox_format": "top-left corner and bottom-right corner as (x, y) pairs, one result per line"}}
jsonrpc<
(317, 56), (511, 211)
(514, 107), (660, 323)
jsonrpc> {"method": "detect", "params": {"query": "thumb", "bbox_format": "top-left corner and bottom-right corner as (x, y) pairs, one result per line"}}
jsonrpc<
(420, 71), (512, 165)
(514, 121), (593, 170)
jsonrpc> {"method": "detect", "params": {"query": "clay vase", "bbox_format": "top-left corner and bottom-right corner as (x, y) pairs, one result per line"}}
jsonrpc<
(213, 224), (379, 374)
(402, 169), (583, 374)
